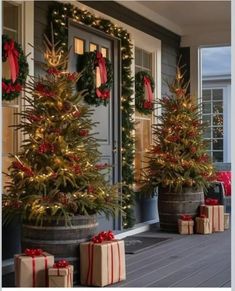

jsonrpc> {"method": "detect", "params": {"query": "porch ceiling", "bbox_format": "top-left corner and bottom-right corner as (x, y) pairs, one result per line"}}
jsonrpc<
(118, 1), (231, 36)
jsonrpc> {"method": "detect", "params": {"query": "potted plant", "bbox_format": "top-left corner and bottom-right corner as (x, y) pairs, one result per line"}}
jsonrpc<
(2, 32), (119, 276)
(140, 66), (215, 232)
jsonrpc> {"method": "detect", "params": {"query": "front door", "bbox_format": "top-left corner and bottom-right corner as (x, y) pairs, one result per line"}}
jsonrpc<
(68, 21), (121, 231)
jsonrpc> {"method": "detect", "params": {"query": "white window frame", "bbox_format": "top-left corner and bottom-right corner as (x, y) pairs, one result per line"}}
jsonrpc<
(202, 83), (231, 163)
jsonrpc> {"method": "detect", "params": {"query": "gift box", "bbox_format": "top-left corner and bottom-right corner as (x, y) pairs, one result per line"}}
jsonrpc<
(195, 215), (212, 234)
(224, 213), (230, 229)
(80, 231), (126, 287)
(14, 249), (54, 287)
(178, 215), (194, 235)
(200, 204), (224, 232)
(48, 260), (73, 287)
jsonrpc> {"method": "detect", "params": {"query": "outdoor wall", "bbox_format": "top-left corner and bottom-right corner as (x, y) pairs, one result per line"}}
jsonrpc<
(161, 42), (178, 97)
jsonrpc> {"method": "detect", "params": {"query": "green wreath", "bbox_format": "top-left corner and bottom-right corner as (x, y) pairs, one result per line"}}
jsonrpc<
(77, 51), (113, 106)
(135, 71), (155, 115)
(2, 34), (29, 101)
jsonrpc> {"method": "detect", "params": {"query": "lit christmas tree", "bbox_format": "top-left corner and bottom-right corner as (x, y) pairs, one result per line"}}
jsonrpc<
(141, 66), (215, 193)
(3, 33), (119, 225)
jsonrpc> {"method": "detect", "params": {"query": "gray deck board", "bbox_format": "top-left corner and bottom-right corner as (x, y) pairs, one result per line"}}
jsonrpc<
(112, 227), (231, 288)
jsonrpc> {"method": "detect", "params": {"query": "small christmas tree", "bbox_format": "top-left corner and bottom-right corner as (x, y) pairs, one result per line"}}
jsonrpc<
(141, 66), (215, 193)
(3, 32), (119, 225)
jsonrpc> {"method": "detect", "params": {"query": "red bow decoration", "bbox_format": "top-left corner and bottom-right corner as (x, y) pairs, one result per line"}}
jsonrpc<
(96, 88), (110, 100)
(91, 230), (115, 243)
(2, 81), (22, 93)
(53, 260), (69, 268)
(4, 40), (19, 83)
(205, 198), (218, 205)
(96, 52), (107, 84)
(199, 214), (207, 219)
(143, 76), (153, 108)
(24, 248), (43, 256)
(180, 214), (192, 221)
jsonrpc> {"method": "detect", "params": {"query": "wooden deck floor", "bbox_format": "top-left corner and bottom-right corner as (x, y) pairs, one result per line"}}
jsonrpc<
(113, 224), (231, 288)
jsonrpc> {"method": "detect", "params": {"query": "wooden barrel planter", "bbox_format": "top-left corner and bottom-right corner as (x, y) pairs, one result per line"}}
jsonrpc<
(158, 187), (204, 232)
(21, 215), (98, 284)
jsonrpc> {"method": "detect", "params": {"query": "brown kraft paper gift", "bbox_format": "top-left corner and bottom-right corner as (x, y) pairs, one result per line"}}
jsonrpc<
(195, 217), (211, 234)
(80, 240), (126, 287)
(200, 205), (224, 232)
(48, 265), (73, 287)
(178, 219), (194, 234)
(14, 251), (54, 287)
(224, 213), (230, 229)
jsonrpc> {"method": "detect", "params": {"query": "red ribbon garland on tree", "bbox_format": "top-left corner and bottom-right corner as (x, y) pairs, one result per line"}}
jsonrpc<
(4, 39), (19, 83)
(143, 76), (153, 109)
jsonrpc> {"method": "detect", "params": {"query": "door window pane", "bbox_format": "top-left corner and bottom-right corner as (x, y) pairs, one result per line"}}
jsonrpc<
(74, 37), (84, 55)
(90, 43), (97, 52)
(101, 47), (108, 58)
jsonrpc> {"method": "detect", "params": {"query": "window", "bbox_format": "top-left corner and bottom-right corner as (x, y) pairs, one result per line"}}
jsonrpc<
(202, 88), (224, 162)
(134, 47), (154, 187)
(200, 46), (231, 163)
(2, 2), (22, 188)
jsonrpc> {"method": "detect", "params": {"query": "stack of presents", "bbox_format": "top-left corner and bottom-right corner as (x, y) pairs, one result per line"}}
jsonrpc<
(14, 230), (126, 287)
(178, 198), (230, 235)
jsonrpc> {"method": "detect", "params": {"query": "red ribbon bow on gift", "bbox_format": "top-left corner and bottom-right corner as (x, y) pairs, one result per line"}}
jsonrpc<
(205, 198), (218, 205)
(24, 248), (43, 256)
(4, 40), (19, 83)
(96, 52), (107, 84)
(91, 230), (115, 243)
(180, 214), (192, 221)
(199, 214), (207, 219)
(143, 76), (153, 108)
(53, 260), (69, 268)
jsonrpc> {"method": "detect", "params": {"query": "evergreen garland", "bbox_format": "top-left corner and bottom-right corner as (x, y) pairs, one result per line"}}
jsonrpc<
(47, 2), (135, 228)
(2, 34), (29, 101)
(135, 71), (154, 115)
(77, 51), (113, 106)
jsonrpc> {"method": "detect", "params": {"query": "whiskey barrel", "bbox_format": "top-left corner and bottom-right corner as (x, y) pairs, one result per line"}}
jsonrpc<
(21, 215), (98, 284)
(158, 187), (204, 232)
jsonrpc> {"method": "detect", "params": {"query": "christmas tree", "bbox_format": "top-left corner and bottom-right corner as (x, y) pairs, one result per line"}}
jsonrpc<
(141, 66), (215, 193)
(3, 32), (119, 225)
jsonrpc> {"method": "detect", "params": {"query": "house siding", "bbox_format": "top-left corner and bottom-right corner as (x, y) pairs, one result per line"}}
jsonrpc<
(161, 42), (178, 97)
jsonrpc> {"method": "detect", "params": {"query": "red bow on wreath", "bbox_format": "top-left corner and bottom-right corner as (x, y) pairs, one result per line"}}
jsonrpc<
(91, 230), (115, 243)
(180, 214), (192, 221)
(4, 40), (19, 83)
(53, 260), (69, 268)
(2, 82), (22, 93)
(96, 52), (107, 84)
(24, 248), (43, 256)
(96, 88), (110, 100)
